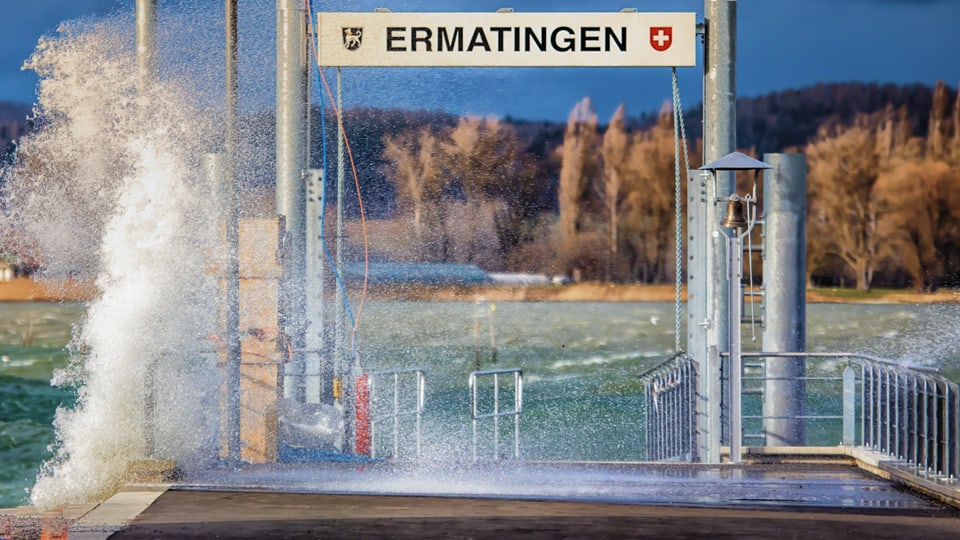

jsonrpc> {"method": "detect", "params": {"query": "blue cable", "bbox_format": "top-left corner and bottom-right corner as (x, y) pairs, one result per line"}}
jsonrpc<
(309, 0), (356, 332)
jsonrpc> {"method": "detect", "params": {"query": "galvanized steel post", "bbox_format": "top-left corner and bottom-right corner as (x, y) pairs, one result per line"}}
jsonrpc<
(135, 0), (157, 92)
(276, 0), (309, 401)
(222, 0), (243, 465)
(305, 169), (325, 403)
(135, 0), (159, 459)
(762, 153), (807, 446)
(697, 0), (737, 463)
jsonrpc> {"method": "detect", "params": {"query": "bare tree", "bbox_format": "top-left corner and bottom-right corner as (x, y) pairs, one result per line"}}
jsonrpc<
(620, 108), (677, 283)
(807, 115), (888, 291)
(557, 98), (598, 249)
(600, 104), (629, 281)
(382, 126), (446, 258)
(875, 159), (960, 290)
(440, 116), (546, 269)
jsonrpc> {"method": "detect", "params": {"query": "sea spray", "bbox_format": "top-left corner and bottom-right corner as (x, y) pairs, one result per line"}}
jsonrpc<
(3, 17), (222, 508)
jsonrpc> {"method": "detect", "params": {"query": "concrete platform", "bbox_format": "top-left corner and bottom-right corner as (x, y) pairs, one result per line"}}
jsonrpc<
(111, 491), (960, 539)
(5, 460), (960, 539)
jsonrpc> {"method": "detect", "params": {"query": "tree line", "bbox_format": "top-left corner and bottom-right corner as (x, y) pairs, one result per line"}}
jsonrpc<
(4, 81), (958, 289)
(373, 81), (960, 289)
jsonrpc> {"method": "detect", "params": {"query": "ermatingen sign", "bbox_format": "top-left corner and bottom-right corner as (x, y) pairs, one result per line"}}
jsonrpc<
(316, 12), (696, 67)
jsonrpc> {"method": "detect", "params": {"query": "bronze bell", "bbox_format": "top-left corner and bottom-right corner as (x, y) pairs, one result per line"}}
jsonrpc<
(721, 195), (748, 229)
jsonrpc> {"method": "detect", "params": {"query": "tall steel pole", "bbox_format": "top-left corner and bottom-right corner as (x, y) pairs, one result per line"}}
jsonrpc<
(135, 0), (159, 459)
(762, 153), (808, 446)
(699, 0), (737, 463)
(223, 0), (242, 464)
(135, 0), (158, 92)
(276, 0), (309, 401)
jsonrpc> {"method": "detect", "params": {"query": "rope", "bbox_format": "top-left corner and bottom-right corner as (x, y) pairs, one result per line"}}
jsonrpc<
(671, 67), (690, 354)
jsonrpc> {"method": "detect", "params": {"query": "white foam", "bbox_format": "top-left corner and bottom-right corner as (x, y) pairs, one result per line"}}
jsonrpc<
(6, 17), (221, 509)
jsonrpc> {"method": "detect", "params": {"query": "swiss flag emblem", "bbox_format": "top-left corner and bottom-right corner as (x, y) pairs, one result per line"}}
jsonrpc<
(650, 27), (673, 52)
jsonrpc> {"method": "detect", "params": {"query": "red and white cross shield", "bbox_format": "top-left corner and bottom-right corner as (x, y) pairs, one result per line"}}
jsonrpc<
(649, 27), (673, 52)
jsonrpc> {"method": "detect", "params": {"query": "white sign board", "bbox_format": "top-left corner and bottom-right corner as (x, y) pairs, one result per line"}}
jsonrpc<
(316, 12), (696, 67)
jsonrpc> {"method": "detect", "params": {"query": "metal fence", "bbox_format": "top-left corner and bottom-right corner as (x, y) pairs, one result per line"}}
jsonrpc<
(861, 360), (960, 480)
(642, 351), (959, 481)
(367, 368), (426, 459)
(469, 368), (523, 461)
(640, 353), (698, 461)
(727, 352), (960, 481)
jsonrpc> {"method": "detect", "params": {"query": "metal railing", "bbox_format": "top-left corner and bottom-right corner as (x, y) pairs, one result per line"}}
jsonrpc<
(367, 368), (426, 459)
(726, 352), (959, 481)
(469, 368), (523, 461)
(640, 353), (698, 461)
(367, 369), (426, 459)
(861, 360), (959, 481)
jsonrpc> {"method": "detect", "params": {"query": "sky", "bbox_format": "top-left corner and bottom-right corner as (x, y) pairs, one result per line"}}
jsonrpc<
(1, 0), (958, 123)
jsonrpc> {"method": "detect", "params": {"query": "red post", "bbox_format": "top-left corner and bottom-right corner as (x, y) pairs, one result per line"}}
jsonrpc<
(355, 374), (371, 457)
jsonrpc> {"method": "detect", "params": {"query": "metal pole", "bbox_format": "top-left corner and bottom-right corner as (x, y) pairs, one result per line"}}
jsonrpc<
(202, 153), (237, 461)
(305, 169), (324, 403)
(762, 153), (807, 446)
(687, 168), (710, 461)
(727, 231), (743, 462)
(222, 0), (243, 466)
(277, 0), (309, 401)
(135, 0), (158, 92)
(698, 0), (737, 464)
(335, 67), (353, 452)
(135, 0), (159, 459)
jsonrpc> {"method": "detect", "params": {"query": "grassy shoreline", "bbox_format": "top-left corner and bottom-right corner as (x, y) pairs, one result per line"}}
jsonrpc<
(3, 276), (957, 304)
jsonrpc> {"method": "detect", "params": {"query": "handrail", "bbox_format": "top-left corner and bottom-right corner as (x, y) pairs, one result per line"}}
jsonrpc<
(469, 368), (523, 460)
(367, 368), (426, 459)
(641, 354), (697, 462)
(724, 352), (959, 481)
(637, 351), (693, 381)
(736, 351), (942, 375)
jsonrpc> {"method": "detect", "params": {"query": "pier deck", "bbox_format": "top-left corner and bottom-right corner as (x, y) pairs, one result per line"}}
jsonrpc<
(6, 458), (957, 539)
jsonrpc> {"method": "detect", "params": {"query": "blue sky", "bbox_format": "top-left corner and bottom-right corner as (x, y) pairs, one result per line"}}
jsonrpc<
(1, 0), (958, 122)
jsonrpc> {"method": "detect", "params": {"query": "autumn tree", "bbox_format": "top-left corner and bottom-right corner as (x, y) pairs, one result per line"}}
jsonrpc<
(619, 107), (680, 283)
(876, 160), (960, 290)
(600, 104), (629, 281)
(382, 126), (447, 259)
(557, 98), (599, 251)
(926, 81), (952, 161)
(441, 116), (546, 268)
(806, 115), (889, 291)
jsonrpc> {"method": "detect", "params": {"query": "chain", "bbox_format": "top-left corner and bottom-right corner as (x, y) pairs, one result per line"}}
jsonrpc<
(671, 68), (690, 353)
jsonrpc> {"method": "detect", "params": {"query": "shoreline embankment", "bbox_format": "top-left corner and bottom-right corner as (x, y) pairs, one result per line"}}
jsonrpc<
(2, 276), (957, 304)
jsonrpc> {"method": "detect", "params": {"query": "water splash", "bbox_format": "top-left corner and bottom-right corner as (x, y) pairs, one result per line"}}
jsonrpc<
(3, 16), (222, 508)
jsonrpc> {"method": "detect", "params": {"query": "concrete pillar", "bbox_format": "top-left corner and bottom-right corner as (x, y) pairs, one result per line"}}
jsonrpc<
(762, 153), (807, 446)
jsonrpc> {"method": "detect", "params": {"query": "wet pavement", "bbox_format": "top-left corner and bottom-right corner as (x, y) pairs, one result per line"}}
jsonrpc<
(179, 460), (949, 512)
(8, 460), (960, 539)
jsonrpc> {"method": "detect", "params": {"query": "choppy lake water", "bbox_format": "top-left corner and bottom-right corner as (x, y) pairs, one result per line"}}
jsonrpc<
(1, 300), (958, 507)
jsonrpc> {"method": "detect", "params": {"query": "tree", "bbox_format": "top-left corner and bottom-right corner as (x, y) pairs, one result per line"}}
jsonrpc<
(600, 104), (629, 281)
(806, 115), (888, 291)
(382, 126), (447, 259)
(557, 98), (599, 250)
(440, 116), (547, 269)
(875, 159), (960, 290)
(619, 107), (679, 283)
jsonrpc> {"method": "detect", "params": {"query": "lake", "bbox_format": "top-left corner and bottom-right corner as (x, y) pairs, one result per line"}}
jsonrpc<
(1, 300), (958, 507)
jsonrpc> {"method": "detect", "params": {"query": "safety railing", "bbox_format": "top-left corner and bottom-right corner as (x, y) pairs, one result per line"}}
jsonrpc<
(367, 368), (426, 459)
(640, 353), (698, 461)
(862, 360), (959, 481)
(726, 352), (959, 481)
(469, 368), (523, 461)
